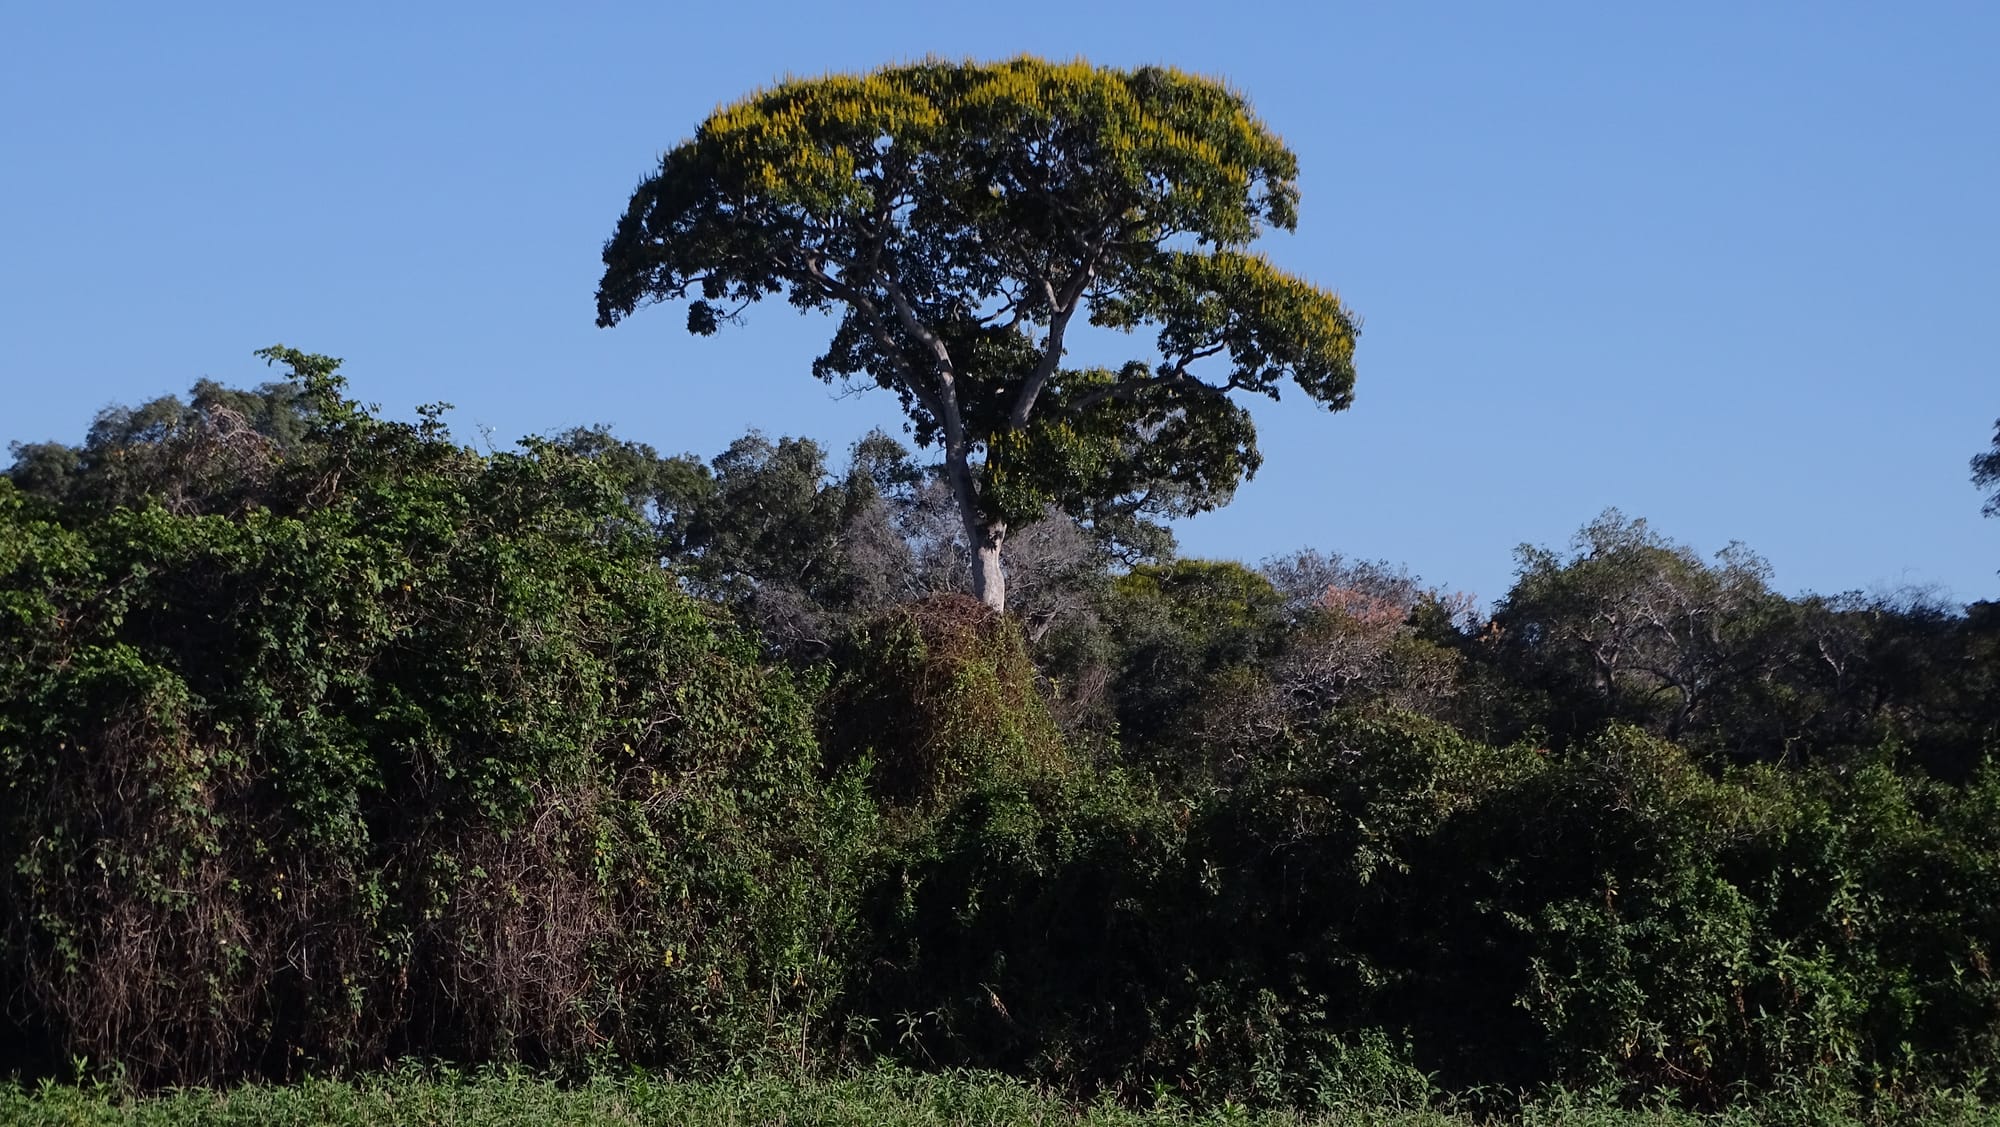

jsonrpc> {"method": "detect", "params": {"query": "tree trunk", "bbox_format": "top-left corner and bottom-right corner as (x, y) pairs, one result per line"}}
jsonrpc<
(970, 519), (1007, 613)
(940, 436), (1007, 613)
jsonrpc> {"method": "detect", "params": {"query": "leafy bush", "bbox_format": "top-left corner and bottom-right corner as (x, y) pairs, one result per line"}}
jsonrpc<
(822, 595), (1073, 814)
(854, 705), (2000, 1107)
(7, 356), (2000, 1117)
(0, 351), (873, 1085)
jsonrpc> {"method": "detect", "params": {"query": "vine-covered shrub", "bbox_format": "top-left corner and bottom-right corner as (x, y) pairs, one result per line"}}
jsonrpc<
(822, 595), (1072, 813)
(0, 351), (872, 1085)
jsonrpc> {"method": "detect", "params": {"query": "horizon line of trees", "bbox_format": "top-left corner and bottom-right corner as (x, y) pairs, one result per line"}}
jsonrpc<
(2, 354), (1998, 1113)
(11, 364), (1996, 772)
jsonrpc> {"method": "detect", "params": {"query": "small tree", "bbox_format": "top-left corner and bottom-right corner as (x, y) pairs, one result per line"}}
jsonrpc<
(1975, 418), (2000, 518)
(1495, 510), (1779, 741)
(597, 56), (1359, 611)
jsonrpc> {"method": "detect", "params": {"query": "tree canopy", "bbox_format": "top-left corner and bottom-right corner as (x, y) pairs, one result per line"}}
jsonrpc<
(1491, 510), (1780, 742)
(597, 56), (1359, 611)
(6, 375), (311, 513)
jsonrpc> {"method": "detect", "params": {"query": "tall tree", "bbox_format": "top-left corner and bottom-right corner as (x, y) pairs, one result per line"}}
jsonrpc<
(596, 57), (1359, 611)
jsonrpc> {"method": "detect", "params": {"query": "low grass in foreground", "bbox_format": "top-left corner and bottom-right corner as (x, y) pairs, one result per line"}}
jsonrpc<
(6, 1068), (2000, 1127)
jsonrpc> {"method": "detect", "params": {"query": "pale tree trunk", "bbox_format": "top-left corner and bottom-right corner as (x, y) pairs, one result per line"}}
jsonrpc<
(939, 435), (1008, 613)
(969, 518), (1007, 613)
(876, 276), (1021, 614)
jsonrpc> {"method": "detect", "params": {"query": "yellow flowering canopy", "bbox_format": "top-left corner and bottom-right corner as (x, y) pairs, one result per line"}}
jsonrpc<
(598, 56), (1357, 551)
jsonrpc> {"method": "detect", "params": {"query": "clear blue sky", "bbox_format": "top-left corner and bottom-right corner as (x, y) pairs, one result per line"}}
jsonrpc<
(5, 2), (1995, 605)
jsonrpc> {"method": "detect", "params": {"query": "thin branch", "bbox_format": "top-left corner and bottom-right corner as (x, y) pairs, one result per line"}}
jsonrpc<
(1063, 366), (1231, 418)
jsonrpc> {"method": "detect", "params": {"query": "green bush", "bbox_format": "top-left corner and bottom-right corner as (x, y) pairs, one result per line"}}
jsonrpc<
(822, 595), (1073, 815)
(849, 711), (1488, 1106)
(0, 353), (873, 1085)
(854, 705), (2000, 1107)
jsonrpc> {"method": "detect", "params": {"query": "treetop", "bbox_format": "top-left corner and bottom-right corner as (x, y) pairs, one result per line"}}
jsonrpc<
(596, 55), (1311, 333)
(598, 55), (1358, 610)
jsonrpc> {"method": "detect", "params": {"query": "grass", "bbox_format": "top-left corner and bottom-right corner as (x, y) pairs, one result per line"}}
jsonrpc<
(5, 1066), (2000, 1127)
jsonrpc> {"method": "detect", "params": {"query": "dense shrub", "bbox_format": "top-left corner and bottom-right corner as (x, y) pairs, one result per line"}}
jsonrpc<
(851, 711), (1511, 1105)
(854, 708), (2000, 1107)
(0, 353), (872, 1085)
(821, 595), (1073, 813)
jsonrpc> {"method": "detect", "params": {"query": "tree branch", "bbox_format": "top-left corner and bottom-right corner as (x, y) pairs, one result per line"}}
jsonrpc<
(1062, 365), (1231, 419)
(798, 251), (950, 431)
(879, 271), (996, 570)
(1007, 255), (1101, 429)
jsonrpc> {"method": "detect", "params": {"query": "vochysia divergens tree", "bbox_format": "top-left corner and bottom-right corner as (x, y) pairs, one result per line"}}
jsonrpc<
(596, 57), (1360, 611)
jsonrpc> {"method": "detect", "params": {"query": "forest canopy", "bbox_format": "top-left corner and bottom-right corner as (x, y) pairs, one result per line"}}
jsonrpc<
(3, 350), (1998, 1116)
